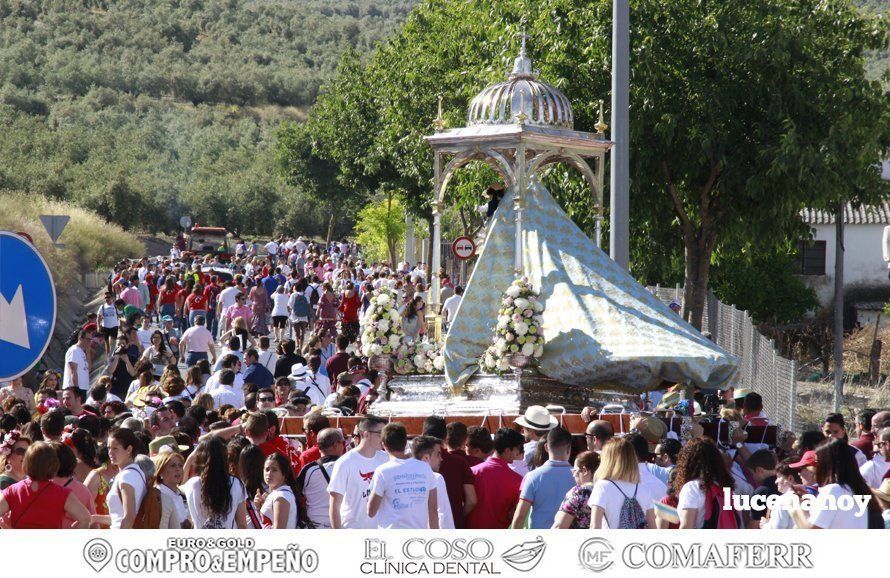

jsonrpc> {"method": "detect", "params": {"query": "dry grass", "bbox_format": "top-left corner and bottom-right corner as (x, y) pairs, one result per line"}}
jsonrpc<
(0, 191), (143, 286)
(795, 379), (890, 432)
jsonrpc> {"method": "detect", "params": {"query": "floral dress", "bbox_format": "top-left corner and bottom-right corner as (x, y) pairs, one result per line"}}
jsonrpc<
(249, 286), (270, 336)
(558, 483), (593, 529)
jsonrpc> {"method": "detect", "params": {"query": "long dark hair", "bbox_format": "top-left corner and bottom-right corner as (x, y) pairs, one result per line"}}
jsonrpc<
(196, 438), (232, 516)
(150, 330), (167, 354)
(266, 452), (299, 497)
(673, 437), (735, 492)
(71, 428), (99, 468)
(405, 296), (423, 320)
(239, 445), (266, 498)
(815, 438), (877, 511)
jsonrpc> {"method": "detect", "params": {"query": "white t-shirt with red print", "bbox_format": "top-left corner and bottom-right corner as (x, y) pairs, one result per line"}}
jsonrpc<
(327, 449), (388, 529)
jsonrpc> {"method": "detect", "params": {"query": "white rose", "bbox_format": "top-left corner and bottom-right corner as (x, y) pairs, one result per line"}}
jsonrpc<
(521, 343), (535, 356)
(377, 294), (390, 306)
(370, 344), (383, 356)
(534, 345), (544, 357)
(377, 319), (389, 332)
(390, 310), (401, 322)
(505, 285), (521, 298)
(496, 358), (510, 372)
(495, 338), (507, 352)
(484, 353), (496, 368)
(514, 322), (528, 336)
(513, 297), (529, 310)
(413, 354), (426, 368)
(389, 335), (401, 347)
(433, 355), (445, 370)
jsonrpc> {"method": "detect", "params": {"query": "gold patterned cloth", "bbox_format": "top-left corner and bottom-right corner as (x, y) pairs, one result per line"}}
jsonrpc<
(443, 179), (738, 391)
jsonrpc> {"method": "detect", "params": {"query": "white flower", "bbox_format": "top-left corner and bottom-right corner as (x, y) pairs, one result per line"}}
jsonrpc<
(534, 345), (544, 357)
(505, 285), (521, 298)
(413, 354), (426, 368)
(514, 322), (528, 336)
(495, 338), (507, 352)
(389, 335), (401, 347)
(377, 294), (391, 306)
(521, 343), (535, 356)
(514, 297), (529, 310)
(369, 344), (383, 356)
(390, 310), (400, 322)
(433, 355), (445, 370)
(496, 358), (510, 372)
(484, 353), (496, 368)
(533, 301), (544, 312)
(377, 319), (389, 332)
(505, 332), (515, 341)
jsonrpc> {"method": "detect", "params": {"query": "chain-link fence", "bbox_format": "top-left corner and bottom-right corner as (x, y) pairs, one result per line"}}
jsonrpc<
(649, 285), (797, 431)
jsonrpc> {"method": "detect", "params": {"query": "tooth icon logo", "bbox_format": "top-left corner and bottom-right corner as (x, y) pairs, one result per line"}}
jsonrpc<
(0, 285), (30, 349)
(0, 231), (56, 381)
(501, 535), (546, 572)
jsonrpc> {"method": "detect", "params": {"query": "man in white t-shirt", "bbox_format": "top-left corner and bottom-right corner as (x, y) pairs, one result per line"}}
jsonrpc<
(210, 370), (244, 409)
(63, 329), (93, 392)
(860, 427), (890, 489)
(368, 424), (439, 529)
(216, 283), (241, 336)
(327, 417), (389, 529)
(441, 286), (463, 332)
(265, 239), (280, 265)
(298, 428), (346, 528)
(97, 292), (120, 355)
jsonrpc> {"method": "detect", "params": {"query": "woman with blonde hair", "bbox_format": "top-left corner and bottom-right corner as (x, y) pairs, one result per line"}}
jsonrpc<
(192, 393), (214, 412)
(588, 437), (655, 529)
(152, 450), (190, 529)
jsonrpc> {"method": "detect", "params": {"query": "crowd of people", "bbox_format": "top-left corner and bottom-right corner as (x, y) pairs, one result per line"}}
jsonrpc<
(0, 235), (888, 530)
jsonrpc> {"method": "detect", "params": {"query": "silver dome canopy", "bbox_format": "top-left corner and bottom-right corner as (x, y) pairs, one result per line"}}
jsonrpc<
(467, 37), (574, 130)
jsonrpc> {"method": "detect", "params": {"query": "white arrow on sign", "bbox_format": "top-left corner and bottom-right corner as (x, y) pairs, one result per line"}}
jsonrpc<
(0, 285), (30, 349)
(39, 214), (70, 244)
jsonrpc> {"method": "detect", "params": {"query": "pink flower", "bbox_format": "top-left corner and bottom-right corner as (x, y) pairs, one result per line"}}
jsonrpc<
(523, 309), (533, 317)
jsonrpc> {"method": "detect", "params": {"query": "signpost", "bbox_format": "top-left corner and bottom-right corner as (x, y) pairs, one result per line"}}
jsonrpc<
(0, 231), (57, 381)
(451, 236), (475, 260)
(39, 214), (70, 246)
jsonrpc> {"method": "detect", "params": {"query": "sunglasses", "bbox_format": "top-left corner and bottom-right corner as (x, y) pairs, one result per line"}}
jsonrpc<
(259, 396), (275, 402)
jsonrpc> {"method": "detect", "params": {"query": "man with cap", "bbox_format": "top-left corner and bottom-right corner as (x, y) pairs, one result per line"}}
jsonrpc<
(291, 362), (328, 407)
(512, 405), (558, 476)
(160, 315), (180, 358)
(788, 451), (819, 494)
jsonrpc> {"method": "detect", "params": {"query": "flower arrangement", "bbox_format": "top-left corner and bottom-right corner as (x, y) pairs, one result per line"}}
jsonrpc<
(394, 340), (445, 375)
(479, 277), (545, 373)
(360, 286), (403, 357)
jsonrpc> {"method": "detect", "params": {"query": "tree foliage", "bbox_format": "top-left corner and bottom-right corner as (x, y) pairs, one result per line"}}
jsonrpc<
(355, 194), (405, 265)
(281, 0), (890, 326)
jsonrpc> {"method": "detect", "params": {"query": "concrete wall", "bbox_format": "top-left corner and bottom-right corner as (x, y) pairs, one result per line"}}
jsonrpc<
(803, 223), (889, 307)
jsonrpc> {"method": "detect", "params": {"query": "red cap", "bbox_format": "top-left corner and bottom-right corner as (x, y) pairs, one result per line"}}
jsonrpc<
(789, 450), (817, 469)
(81, 322), (98, 333)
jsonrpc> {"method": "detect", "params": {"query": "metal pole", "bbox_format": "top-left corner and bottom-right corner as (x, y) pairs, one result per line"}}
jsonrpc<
(833, 199), (845, 412)
(609, 0), (630, 268)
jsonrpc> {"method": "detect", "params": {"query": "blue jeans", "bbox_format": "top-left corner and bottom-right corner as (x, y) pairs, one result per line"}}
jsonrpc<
(185, 351), (208, 368)
(189, 310), (207, 327)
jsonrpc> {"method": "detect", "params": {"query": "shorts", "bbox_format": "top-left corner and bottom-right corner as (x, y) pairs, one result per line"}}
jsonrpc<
(290, 316), (308, 325)
(272, 315), (288, 328)
(101, 326), (119, 340)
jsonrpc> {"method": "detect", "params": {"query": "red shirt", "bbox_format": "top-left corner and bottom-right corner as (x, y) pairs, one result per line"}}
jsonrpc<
(2, 478), (71, 529)
(338, 293), (361, 323)
(296, 445), (321, 475)
(259, 436), (301, 474)
(467, 457), (522, 529)
(158, 288), (178, 305)
(438, 449), (475, 529)
(185, 293), (209, 312)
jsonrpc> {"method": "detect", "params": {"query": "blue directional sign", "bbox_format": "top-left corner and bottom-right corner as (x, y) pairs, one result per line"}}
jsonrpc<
(0, 231), (57, 380)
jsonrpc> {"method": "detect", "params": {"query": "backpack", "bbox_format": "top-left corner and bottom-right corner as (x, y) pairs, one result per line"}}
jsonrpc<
(309, 285), (321, 307)
(702, 483), (740, 529)
(609, 481), (648, 529)
(130, 467), (162, 529)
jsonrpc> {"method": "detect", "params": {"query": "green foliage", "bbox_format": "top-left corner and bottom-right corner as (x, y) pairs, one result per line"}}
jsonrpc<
(0, 190), (143, 284)
(354, 194), (405, 265)
(285, 0), (890, 326)
(0, 0), (417, 234)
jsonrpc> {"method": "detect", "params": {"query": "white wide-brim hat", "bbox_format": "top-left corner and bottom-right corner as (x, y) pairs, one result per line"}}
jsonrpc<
(289, 363), (308, 380)
(514, 405), (558, 431)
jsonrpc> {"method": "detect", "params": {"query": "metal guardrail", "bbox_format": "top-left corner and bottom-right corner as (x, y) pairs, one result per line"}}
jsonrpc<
(649, 285), (797, 431)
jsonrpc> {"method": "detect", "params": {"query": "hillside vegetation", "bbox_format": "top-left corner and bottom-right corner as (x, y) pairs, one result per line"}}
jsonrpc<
(0, 0), (416, 235)
(0, 191), (143, 285)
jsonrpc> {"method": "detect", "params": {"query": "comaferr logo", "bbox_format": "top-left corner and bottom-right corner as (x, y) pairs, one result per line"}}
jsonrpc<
(579, 538), (615, 573)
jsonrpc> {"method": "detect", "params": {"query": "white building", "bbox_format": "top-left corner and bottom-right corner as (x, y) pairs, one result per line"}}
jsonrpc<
(797, 161), (890, 323)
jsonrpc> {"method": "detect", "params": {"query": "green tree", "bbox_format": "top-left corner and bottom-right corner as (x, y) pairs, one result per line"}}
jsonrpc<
(283, 0), (890, 328)
(355, 193), (406, 265)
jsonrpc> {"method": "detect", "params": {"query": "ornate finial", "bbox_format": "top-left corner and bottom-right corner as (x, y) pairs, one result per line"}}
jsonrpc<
(432, 94), (445, 132)
(519, 27), (528, 58)
(510, 24), (534, 78)
(594, 99), (608, 136)
(514, 90), (528, 124)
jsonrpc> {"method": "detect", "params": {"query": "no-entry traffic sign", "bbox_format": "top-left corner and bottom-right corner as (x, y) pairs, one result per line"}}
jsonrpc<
(452, 236), (475, 260)
(0, 231), (57, 380)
